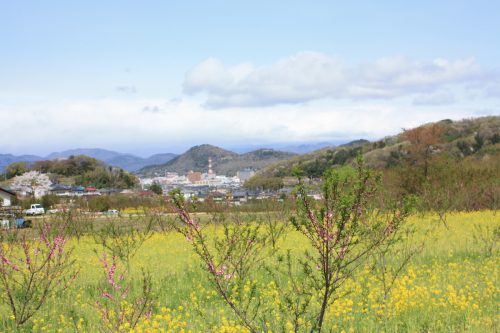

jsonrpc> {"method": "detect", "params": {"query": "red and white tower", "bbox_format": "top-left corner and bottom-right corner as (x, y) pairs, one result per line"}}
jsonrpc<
(208, 157), (215, 178)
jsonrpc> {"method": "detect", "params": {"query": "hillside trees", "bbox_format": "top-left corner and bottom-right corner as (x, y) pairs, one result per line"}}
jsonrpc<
(393, 121), (500, 212)
(4, 162), (28, 179)
(244, 175), (283, 191)
(394, 123), (446, 196)
(73, 166), (138, 189)
(401, 123), (445, 179)
(386, 152), (500, 214)
(4, 155), (138, 189)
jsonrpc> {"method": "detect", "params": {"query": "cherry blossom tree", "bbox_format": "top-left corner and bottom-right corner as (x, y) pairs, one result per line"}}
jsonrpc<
(10, 171), (52, 198)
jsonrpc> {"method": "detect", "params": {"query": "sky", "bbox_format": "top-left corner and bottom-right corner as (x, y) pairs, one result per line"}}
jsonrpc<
(1, 0), (499, 156)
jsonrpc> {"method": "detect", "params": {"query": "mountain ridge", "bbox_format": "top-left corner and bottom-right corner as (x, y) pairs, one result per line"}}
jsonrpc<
(0, 148), (177, 173)
(138, 144), (297, 176)
(244, 116), (500, 188)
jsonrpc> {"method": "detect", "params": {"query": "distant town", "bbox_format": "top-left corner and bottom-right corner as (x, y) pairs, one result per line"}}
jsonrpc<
(0, 155), (294, 211)
(139, 158), (258, 200)
(0, 144), (306, 208)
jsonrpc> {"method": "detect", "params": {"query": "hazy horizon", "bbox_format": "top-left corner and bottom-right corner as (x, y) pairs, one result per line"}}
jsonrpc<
(1, 138), (357, 157)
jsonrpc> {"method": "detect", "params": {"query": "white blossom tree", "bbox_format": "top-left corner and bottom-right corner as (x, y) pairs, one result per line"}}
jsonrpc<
(10, 171), (52, 198)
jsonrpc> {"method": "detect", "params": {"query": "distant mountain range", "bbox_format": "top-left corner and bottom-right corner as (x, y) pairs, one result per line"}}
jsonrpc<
(0, 140), (348, 174)
(138, 144), (297, 176)
(3, 117), (497, 180)
(226, 141), (345, 154)
(266, 141), (344, 154)
(0, 145), (296, 176)
(0, 148), (177, 173)
(0, 154), (43, 173)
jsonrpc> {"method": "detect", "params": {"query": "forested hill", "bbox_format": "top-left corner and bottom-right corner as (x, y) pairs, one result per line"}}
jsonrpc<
(2, 155), (138, 189)
(138, 144), (296, 176)
(245, 116), (500, 189)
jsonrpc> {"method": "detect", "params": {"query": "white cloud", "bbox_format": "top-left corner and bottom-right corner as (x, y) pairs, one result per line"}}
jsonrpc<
(0, 97), (489, 155)
(1, 52), (497, 155)
(184, 53), (346, 107)
(184, 52), (494, 108)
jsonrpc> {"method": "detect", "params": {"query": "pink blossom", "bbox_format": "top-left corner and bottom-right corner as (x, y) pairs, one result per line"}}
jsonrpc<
(145, 311), (152, 319)
(0, 255), (20, 272)
(101, 291), (114, 300)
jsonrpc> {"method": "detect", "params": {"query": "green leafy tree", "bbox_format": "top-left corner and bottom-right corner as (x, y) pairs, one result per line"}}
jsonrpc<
(149, 183), (163, 195)
(5, 162), (28, 179)
(41, 194), (60, 209)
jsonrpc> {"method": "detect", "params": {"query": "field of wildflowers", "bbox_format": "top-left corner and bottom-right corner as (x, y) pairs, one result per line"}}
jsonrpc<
(0, 210), (498, 332)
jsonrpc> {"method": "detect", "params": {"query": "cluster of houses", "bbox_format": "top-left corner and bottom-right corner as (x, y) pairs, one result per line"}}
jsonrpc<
(1, 184), (131, 204)
(140, 173), (243, 190)
(140, 167), (256, 191)
(138, 164), (323, 204)
(170, 186), (323, 205)
(139, 167), (287, 205)
(50, 184), (118, 197)
(177, 187), (270, 204)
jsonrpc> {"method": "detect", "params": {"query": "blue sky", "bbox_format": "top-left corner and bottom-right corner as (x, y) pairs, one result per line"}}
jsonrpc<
(1, 1), (499, 156)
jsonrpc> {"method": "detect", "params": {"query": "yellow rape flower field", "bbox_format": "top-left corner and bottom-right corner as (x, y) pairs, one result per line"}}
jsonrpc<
(0, 211), (498, 332)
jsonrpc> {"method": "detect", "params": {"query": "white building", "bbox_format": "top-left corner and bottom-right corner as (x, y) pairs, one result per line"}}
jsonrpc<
(0, 187), (16, 207)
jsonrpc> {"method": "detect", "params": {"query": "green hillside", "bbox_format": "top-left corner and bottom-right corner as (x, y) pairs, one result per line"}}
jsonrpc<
(138, 145), (296, 176)
(246, 116), (500, 189)
(2, 155), (138, 189)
